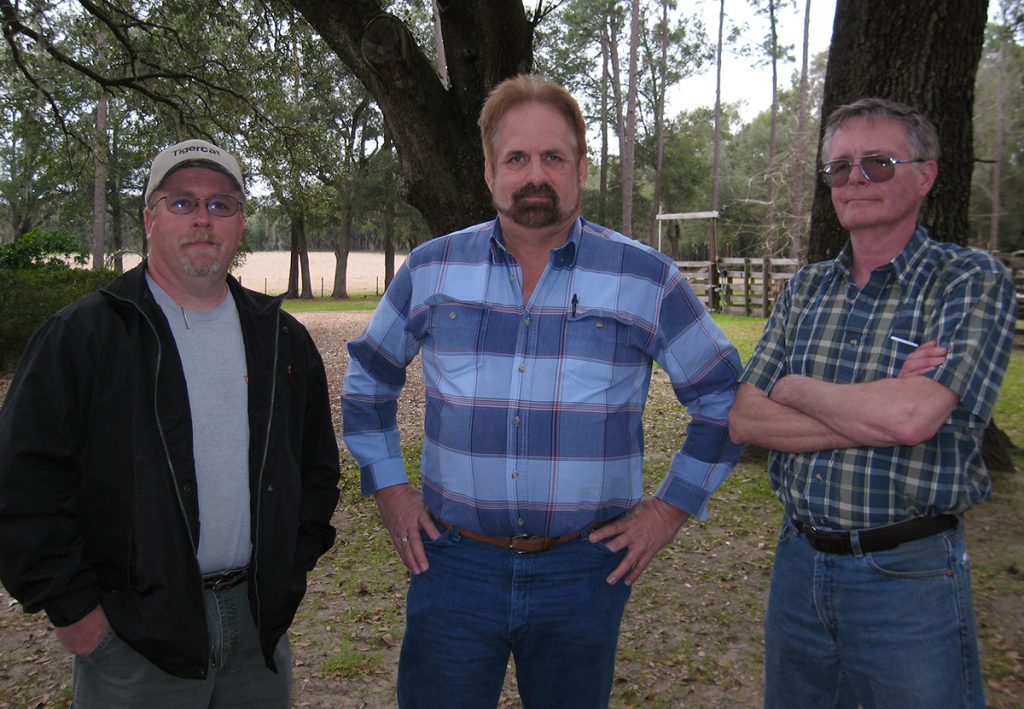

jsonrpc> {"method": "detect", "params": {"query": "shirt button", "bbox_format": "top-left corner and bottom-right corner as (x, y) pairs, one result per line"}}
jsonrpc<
(815, 474), (823, 481)
(518, 365), (525, 373)
(449, 312), (457, 320)
(517, 518), (525, 527)
(849, 338), (857, 346)
(512, 416), (521, 425)
(509, 274), (515, 282)
(596, 321), (604, 328)
(511, 471), (519, 479)
(524, 317), (531, 326)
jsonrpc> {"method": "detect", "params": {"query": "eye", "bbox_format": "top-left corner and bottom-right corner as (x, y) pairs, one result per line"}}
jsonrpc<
(544, 153), (565, 163)
(824, 160), (852, 175)
(206, 196), (236, 215)
(169, 196), (196, 212)
(507, 154), (526, 165)
(865, 155), (894, 169)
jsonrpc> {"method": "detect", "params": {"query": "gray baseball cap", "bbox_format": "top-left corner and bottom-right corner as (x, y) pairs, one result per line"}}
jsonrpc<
(144, 139), (244, 205)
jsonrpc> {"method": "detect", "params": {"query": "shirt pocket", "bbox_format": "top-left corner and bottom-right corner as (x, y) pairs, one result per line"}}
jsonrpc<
(422, 297), (490, 378)
(562, 308), (641, 392)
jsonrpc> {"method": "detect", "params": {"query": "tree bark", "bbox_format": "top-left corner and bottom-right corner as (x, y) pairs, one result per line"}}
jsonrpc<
(789, 0), (813, 261)
(288, 0), (534, 236)
(333, 194), (352, 299)
(808, 0), (988, 262)
(619, 0), (641, 237)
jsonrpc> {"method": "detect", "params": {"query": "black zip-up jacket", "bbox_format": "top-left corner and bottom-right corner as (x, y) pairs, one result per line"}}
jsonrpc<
(0, 263), (340, 678)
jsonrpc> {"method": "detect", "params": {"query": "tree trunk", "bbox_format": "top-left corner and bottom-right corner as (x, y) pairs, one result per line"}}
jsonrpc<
(708, 0), (726, 310)
(287, 210), (313, 299)
(599, 22), (611, 226)
(808, 0), (987, 262)
(333, 194), (353, 299)
(789, 0), (814, 260)
(619, 0), (641, 237)
(91, 29), (108, 271)
(647, 0), (671, 248)
(989, 19), (1007, 253)
(764, 0), (780, 260)
(288, 0), (534, 236)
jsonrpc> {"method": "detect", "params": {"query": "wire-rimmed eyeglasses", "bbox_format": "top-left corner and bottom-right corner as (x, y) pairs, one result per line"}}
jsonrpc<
(154, 192), (242, 217)
(820, 154), (925, 188)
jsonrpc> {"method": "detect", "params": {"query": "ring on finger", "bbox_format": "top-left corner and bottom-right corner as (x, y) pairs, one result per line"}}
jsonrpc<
(399, 535), (409, 544)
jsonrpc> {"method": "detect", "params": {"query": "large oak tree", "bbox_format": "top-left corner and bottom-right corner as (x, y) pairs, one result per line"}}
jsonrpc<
(808, 0), (988, 260)
(287, 1), (541, 236)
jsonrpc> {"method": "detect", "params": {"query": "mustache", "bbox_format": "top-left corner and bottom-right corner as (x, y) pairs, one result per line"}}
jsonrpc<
(182, 230), (222, 246)
(512, 183), (558, 201)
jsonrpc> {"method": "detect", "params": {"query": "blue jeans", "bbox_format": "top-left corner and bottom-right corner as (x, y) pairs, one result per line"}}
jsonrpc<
(764, 518), (985, 709)
(397, 527), (632, 709)
(72, 582), (291, 708)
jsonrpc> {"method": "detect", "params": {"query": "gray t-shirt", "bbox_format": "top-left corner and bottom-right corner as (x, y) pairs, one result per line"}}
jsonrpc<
(147, 273), (251, 574)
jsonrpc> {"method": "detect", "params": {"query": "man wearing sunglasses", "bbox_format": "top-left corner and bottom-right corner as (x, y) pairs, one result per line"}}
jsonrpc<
(729, 98), (1016, 707)
(0, 139), (340, 706)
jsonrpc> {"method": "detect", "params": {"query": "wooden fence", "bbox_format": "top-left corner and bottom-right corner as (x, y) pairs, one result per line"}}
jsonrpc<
(676, 257), (800, 317)
(679, 252), (1023, 320)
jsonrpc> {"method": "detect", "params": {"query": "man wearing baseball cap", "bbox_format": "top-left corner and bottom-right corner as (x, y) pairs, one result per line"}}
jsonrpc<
(0, 139), (340, 706)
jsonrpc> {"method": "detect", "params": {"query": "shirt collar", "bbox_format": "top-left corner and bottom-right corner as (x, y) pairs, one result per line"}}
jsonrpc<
(832, 224), (930, 286)
(488, 217), (582, 268)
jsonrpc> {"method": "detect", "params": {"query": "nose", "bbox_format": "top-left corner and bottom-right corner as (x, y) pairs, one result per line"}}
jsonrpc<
(847, 161), (871, 186)
(525, 156), (547, 183)
(191, 198), (213, 224)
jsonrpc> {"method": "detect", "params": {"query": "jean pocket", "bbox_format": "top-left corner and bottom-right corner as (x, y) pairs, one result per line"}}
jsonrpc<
(864, 530), (959, 579)
(423, 526), (459, 547)
(81, 628), (118, 660)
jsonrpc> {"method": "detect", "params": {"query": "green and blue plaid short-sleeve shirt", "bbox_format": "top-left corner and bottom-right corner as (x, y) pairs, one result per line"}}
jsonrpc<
(741, 226), (1017, 529)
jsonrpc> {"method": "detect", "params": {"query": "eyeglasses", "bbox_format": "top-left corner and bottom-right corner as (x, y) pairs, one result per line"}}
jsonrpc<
(154, 192), (242, 217)
(820, 154), (925, 188)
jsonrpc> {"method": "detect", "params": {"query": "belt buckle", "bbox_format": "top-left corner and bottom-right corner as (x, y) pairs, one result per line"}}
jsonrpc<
(206, 569), (245, 591)
(510, 533), (534, 553)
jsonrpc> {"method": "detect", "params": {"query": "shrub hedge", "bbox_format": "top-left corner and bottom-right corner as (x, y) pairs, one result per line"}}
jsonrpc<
(0, 268), (119, 372)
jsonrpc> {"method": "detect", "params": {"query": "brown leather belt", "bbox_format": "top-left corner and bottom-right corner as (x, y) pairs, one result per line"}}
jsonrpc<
(202, 568), (248, 591)
(793, 515), (957, 555)
(435, 519), (583, 553)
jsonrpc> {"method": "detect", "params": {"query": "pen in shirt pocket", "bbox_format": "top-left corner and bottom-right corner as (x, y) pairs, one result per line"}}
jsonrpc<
(889, 335), (919, 348)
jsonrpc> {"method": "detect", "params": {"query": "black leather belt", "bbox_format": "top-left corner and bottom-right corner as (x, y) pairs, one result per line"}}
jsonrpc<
(793, 515), (957, 555)
(202, 568), (248, 591)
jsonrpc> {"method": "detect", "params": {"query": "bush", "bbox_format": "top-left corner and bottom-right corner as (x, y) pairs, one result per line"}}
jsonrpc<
(0, 227), (88, 270)
(0, 268), (118, 372)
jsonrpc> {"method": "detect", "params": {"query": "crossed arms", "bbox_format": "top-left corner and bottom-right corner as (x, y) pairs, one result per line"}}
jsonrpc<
(728, 341), (958, 453)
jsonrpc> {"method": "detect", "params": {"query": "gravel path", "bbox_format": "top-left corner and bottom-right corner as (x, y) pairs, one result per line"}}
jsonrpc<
(292, 311), (425, 448)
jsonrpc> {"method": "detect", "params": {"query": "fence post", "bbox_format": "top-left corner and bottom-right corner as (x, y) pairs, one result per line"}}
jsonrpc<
(761, 255), (771, 318)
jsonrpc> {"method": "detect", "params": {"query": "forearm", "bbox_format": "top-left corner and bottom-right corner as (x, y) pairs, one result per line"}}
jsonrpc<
(728, 383), (861, 452)
(771, 374), (958, 447)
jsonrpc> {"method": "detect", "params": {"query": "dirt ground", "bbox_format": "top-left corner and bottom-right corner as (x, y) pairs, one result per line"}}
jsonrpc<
(0, 311), (1021, 707)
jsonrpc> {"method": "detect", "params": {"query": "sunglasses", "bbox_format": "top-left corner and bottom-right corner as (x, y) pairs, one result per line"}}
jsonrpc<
(820, 154), (925, 188)
(154, 192), (242, 217)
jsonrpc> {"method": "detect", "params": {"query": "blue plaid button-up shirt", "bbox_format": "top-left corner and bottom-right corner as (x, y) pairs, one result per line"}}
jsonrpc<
(741, 226), (1017, 529)
(342, 217), (743, 537)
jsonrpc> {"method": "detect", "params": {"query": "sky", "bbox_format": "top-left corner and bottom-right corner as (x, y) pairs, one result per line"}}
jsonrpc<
(669, 0), (838, 123)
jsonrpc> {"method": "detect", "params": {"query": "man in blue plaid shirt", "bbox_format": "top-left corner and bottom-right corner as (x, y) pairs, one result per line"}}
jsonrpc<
(729, 98), (1017, 708)
(342, 75), (743, 708)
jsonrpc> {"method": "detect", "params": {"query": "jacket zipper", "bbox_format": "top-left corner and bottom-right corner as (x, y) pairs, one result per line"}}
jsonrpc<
(102, 289), (206, 665)
(251, 305), (282, 640)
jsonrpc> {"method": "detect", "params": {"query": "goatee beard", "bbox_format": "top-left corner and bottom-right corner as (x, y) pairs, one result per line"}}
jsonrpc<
(497, 183), (575, 229)
(180, 230), (224, 278)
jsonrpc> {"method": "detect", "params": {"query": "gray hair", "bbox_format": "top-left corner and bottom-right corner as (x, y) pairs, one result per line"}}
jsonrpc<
(822, 97), (940, 162)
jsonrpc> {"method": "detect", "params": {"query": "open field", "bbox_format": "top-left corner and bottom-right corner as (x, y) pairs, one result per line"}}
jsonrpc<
(0, 314), (1021, 707)
(121, 251), (407, 297)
